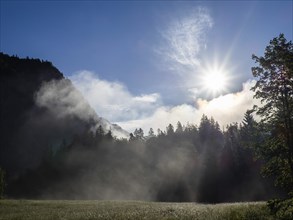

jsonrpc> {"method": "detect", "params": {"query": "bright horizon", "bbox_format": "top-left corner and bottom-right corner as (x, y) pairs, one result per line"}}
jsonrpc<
(1, 1), (292, 133)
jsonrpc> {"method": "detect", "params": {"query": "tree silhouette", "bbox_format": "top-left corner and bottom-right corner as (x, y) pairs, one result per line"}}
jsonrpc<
(175, 121), (183, 133)
(134, 128), (144, 140)
(251, 33), (293, 193)
(0, 167), (5, 199)
(166, 124), (174, 136)
(148, 128), (155, 137)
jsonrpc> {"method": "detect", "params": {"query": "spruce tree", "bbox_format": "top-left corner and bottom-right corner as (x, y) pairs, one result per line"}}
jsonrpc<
(251, 33), (293, 193)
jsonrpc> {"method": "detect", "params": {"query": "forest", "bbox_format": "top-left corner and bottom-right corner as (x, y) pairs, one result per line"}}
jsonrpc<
(0, 35), (292, 219)
(5, 113), (284, 202)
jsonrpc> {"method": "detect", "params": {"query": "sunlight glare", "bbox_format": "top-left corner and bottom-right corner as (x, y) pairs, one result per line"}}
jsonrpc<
(203, 70), (227, 92)
(200, 62), (231, 97)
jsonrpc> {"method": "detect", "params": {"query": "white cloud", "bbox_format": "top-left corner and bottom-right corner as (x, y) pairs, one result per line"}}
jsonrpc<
(156, 6), (220, 101)
(70, 71), (161, 122)
(159, 7), (213, 70)
(133, 94), (160, 103)
(35, 79), (98, 121)
(117, 80), (260, 133)
(195, 80), (259, 126)
(117, 105), (199, 133)
(61, 70), (260, 134)
(36, 70), (259, 137)
(35, 7), (257, 137)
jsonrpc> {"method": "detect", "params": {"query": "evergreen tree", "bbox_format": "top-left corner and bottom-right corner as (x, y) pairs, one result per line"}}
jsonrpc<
(251, 33), (293, 193)
(0, 167), (5, 199)
(129, 133), (135, 141)
(96, 125), (105, 137)
(166, 124), (174, 136)
(197, 115), (223, 202)
(105, 130), (113, 140)
(240, 110), (259, 149)
(175, 121), (184, 133)
(198, 115), (210, 142)
(134, 128), (144, 140)
(148, 128), (155, 137)
(157, 128), (164, 137)
(94, 125), (105, 144)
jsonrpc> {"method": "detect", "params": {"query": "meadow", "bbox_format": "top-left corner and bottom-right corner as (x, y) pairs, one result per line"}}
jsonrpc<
(0, 200), (273, 220)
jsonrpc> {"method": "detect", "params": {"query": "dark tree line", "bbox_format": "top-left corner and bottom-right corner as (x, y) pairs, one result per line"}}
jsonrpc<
(1, 34), (292, 213)
(251, 34), (293, 193)
(6, 113), (282, 202)
(250, 34), (293, 218)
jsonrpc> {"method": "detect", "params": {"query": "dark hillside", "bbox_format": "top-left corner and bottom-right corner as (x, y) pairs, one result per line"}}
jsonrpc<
(0, 53), (101, 178)
(0, 53), (283, 202)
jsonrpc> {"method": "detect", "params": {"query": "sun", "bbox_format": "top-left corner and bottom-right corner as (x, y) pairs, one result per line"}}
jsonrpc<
(199, 63), (230, 96)
(203, 69), (227, 92)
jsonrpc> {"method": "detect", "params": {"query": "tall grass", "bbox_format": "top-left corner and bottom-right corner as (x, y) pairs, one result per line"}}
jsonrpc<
(0, 200), (273, 220)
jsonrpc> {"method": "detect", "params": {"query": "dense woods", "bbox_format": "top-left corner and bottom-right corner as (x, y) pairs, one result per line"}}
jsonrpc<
(0, 34), (292, 211)
(0, 52), (126, 190)
(4, 114), (282, 202)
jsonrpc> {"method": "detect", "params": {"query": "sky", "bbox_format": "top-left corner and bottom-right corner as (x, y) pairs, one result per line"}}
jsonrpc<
(1, 1), (292, 133)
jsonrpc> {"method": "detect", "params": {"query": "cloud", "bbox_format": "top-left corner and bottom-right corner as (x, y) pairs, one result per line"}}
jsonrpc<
(62, 65), (257, 136)
(159, 7), (213, 70)
(35, 79), (98, 121)
(195, 80), (259, 125)
(117, 105), (199, 133)
(70, 71), (161, 122)
(35, 78), (130, 139)
(117, 80), (260, 133)
(156, 6), (219, 101)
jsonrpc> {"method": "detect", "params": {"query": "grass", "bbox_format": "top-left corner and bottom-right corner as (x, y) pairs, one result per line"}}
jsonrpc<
(0, 200), (273, 220)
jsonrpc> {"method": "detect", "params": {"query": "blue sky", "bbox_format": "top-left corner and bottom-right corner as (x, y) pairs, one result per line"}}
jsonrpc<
(1, 1), (292, 132)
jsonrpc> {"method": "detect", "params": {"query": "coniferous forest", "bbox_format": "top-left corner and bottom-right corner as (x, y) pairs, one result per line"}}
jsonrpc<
(5, 113), (282, 202)
(0, 34), (292, 211)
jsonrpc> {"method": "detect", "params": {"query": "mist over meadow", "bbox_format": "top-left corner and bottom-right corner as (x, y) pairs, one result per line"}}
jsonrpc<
(0, 53), (284, 203)
(0, 3), (292, 220)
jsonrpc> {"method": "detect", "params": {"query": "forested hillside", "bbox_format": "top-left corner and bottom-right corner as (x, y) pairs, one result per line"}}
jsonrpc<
(0, 53), (127, 187)
(7, 114), (283, 202)
(0, 53), (285, 202)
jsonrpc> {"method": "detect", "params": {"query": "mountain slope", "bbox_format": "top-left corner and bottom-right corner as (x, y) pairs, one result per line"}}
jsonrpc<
(0, 53), (128, 176)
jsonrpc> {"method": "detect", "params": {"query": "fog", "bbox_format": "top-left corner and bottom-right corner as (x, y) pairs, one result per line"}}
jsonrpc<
(5, 78), (279, 202)
(0, 53), (281, 202)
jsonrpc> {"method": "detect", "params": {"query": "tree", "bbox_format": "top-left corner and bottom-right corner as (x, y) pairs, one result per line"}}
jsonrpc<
(166, 124), (174, 136)
(148, 128), (155, 137)
(157, 128), (164, 137)
(134, 128), (144, 140)
(129, 133), (135, 141)
(105, 130), (113, 140)
(93, 125), (105, 145)
(0, 167), (5, 199)
(251, 33), (293, 193)
(198, 115), (222, 143)
(197, 115), (223, 202)
(96, 125), (105, 137)
(240, 110), (259, 148)
(175, 121), (184, 133)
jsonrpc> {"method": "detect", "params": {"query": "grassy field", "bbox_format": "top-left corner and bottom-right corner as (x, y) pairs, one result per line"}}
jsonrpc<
(0, 200), (273, 220)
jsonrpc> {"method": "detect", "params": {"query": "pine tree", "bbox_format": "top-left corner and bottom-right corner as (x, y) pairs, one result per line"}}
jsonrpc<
(175, 121), (184, 133)
(148, 128), (155, 137)
(0, 167), (5, 199)
(251, 33), (293, 193)
(134, 128), (144, 140)
(240, 110), (258, 148)
(166, 124), (174, 136)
